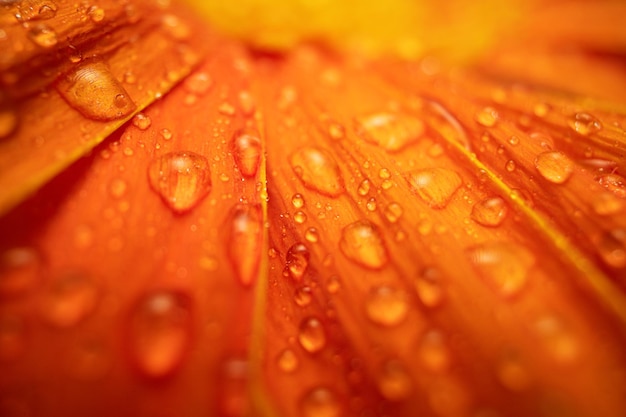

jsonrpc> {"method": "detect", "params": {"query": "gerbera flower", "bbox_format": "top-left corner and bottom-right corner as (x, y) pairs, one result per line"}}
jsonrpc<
(1, 0), (625, 416)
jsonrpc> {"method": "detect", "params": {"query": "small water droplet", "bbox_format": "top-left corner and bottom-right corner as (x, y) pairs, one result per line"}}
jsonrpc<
(355, 113), (424, 152)
(533, 103), (549, 117)
(366, 197), (377, 212)
(0, 106), (18, 139)
(471, 197), (508, 227)
(415, 267), (445, 308)
(109, 178), (127, 198)
(305, 227), (320, 243)
(467, 242), (535, 298)
(592, 193), (623, 216)
(475, 107), (498, 127)
(129, 291), (192, 378)
(300, 387), (341, 417)
(87, 5), (105, 22)
(505, 160), (516, 172)
(294, 211), (307, 224)
(290, 147), (345, 197)
(291, 193), (305, 209)
(377, 360), (413, 401)
(232, 129), (261, 178)
(218, 357), (249, 417)
(325, 276), (341, 294)
(277, 348), (299, 373)
(227, 204), (263, 286)
(496, 355), (531, 391)
(534, 151), (574, 184)
(27, 24), (57, 47)
(148, 151), (211, 213)
(286, 243), (310, 281)
(57, 60), (136, 121)
(161, 13), (191, 40)
(357, 179), (371, 196)
(596, 174), (626, 198)
(218, 102), (236, 116)
(406, 168), (462, 209)
(508, 135), (520, 146)
(328, 122), (345, 140)
(532, 315), (579, 363)
(238, 90), (255, 115)
(294, 286), (313, 307)
(132, 113), (151, 130)
(0, 314), (26, 361)
(339, 220), (388, 269)
(419, 330), (451, 372)
(383, 202), (403, 223)
(0, 247), (41, 297)
(298, 317), (326, 353)
(595, 228), (626, 268)
(365, 286), (409, 327)
(39, 272), (99, 328)
(568, 112), (602, 136)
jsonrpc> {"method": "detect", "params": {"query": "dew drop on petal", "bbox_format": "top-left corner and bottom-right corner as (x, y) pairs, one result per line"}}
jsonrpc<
(475, 107), (498, 127)
(0, 247), (41, 297)
(534, 151), (574, 184)
(226, 204), (263, 286)
(596, 173), (626, 198)
(568, 112), (602, 136)
(327, 122), (345, 140)
(290, 147), (345, 197)
(415, 266), (445, 308)
(505, 160), (516, 173)
(467, 242), (535, 298)
(147, 151), (212, 213)
(277, 348), (299, 373)
(39, 272), (99, 328)
(27, 24), (57, 47)
(419, 330), (451, 372)
(0, 106), (18, 139)
(87, 5), (105, 22)
(339, 220), (388, 269)
(357, 179), (371, 196)
(377, 360), (413, 401)
(406, 168), (462, 209)
(161, 13), (191, 40)
(218, 357), (249, 417)
(183, 72), (212, 95)
(286, 243), (310, 281)
(292, 193), (305, 209)
(532, 315), (580, 363)
(300, 387), (341, 417)
(592, 193), (623, 216)
(0, 314), (26, 361)
(57, 60), (136, 121)
(365, 286), (409, 327)
(132, 113), (152, 130)
(294, 286), (313, 307)
(294, 211), (307, 224)
(496, 356), (531, 391)
(595, 229), (626, 268)
(232, 129), (261, 178)
(355, 113), (425, 152)
(471, 197), (508, 227)
(304, 227), (320, 243)
(17, 0), (58, 21)
(128, 291), (192, 378)
(384, 202), (403, 223)
(298, 317), (326, 353)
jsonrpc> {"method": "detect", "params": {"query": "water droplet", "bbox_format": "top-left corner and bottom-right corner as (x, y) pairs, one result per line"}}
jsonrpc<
(475, 107), (498, 127)
(366, 197), (377, 212)
(415, 267), (445, 308)
(532, 315), (579, 363)
(238, 90), (255, 115)
(533, 103), (549, 117)
(365, 286), (409, 327)
(305, 227), (320, 243)
(0, 314), (26, 361)
(467, 242), (535, 298)
(294, 286), (313, 307)
(109, 178), (127, 198)
(57, 60), (136, 121)
(592, 193), (623, 216)
(496, 356), (531, 391)
(534, 151), (574, 184)
(406, 168), (462, 209)
(384, 202), (403, 223)
(0, 106), (18, 139)
(231, 128), (261, 178)
(419, 330), (451, 372)
(218, 357), (249, 417)
(290, 147), (345, 197)
(39, 272), (99, 328)
(339, 220), (388, 269)
(132, 113), (151, 130)
(596, 174), (626, 198)
(355, 113), (424, 152)
(471, 197), (508, 227)
(298, 317), (326, 353)
(0, 247), (41, 297)
(595, 229), (626, 268)
(227, 204), (263, 286)
(161, 14), (191, 40)
(27, 24), (57, 47)
(292, 193), (305, 209)
(377, 360), (413, 401)
(129, 291), (192, 378)
(508, 135), (520, 146)
(357, 179), (371, 196)
(87, 5), (105, 22)
(300, 387), (341, 417)
(328, 122), (345, 140)
(568, 112), (602, 136)
(277, 348), (299, 373)
(148, 151), (212, 213)
(325, 276), (341, 294)
(505, 160), (516, 172)
(294, 211), (307, 224)
(16, 0), (58, 21)
(286, 243), (310, 281)
(218, 102), (236, 116)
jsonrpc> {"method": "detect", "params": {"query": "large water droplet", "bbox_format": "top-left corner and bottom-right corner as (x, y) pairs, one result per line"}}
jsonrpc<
(39, 272), (99, 328)
(148, 151), (212, 213)
(27, 24), (57, 47)
(568, 112), (602, 136)
(277, 348), (299, 373)
(415, 267), (445, 308)
(471, 197), (508, 227)
(406, 168), (462, 209)
(298, 317), (326, 353)
(226, 204), (263, 286)
(534, 151), (574, 184)
(365, 286), (409, 327)
(300, 387), (341, 417)
(355, 113), (424, 152)
(286, 243), (310, 281)
(128, 291), (192, 378)
(377, 360), (413, 401)
(290, 147), (345, 197)
(232, 128), (261, 178)
(339, 220), (388, 269)
(467, 242), (535, 298)
(57, 60), (136, 121)
(0, 247), (41, 297)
